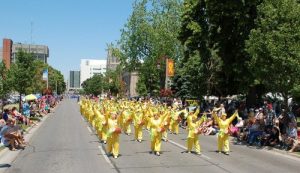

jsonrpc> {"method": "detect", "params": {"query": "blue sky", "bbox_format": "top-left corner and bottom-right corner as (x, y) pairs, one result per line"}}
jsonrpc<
(0, 0), (133, 80)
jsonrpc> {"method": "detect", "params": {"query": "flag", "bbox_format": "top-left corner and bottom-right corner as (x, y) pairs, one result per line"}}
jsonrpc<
(42, 69), (48, 81)
(166, 58), (175, 77)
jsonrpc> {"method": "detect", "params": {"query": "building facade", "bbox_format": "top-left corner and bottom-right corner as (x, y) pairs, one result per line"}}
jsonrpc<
(11, 43), (49, 64)
(69, 71), (80, 89)
(0, 38), (49, 68)
(80, 59), (107, 85)
(122, 71), (139, 97)
(2, 39), (13, 68)
(106, 48), (120, 71)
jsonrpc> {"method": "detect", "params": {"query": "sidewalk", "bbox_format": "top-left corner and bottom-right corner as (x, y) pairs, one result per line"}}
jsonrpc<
(0, 106), (58, 172)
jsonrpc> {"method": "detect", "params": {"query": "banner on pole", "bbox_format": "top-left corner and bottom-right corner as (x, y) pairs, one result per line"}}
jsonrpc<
(166, 58), (174, 77)
(42, 69), (48, 81)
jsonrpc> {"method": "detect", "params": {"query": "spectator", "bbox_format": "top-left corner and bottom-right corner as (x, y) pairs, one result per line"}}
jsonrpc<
(2, 109), (10, 122)
(265, 108), (275, 127)
(282, 122), (297, 150)
(262, 126), (280, 147)
(11, 107), (29, 125)
(247, 119), (264, 145)
(255, 108), (264, 121)
(0, 119), (25, 150)
(289, 131), (299, 152)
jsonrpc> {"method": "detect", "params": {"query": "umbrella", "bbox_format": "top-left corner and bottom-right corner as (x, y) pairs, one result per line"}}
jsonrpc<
(25, 94), (37, 101)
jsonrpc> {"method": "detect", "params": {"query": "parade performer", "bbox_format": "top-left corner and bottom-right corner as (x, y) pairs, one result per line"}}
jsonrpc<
(133, 107), (145, 142)
(120, 108), (133, 135)
(95, 105), (108, 144)
(107, 111), (122, 159)
(212, 110), (239, 155)
(148, 109), (169, 156)
(186, 112), (205, 155)
(162, 108), (171, 142)
(169, 108), (184, 135)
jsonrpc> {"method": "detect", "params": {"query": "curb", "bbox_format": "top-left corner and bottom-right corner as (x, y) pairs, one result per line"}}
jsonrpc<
(262, 146), (300, 159)
(230, 138), (300, 159)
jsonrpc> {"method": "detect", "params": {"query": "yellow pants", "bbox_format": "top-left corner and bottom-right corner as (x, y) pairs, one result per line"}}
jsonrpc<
(162, 131), (168, 140)
(134, 125), (143, 140)
(218, 134), (229, 152)
(101, 126), (108, 142)
(147, 121), (151, 130)
(151, 133), (162, 152)
(123, 122), (131, 134)
(171, 121), (179, 134)
(107, 134), (119, 157)
(91, 119), (96, 128)
(97, 131), (102, 140)
(187, 137), (200, 153)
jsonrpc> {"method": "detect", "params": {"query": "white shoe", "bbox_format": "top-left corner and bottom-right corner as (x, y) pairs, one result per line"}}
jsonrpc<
(114, 155), (118, 159)
(156, 152), (160, 156)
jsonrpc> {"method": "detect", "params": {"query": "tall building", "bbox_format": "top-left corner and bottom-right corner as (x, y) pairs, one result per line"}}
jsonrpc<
(0, 38), (49, 68)
(69, 71), (80, 89)
(12, 43), (49, 64)
(80, 59), (107, 85)
(106, 48), (120, 71)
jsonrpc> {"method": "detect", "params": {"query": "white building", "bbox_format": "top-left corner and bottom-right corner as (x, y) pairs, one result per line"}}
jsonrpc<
(80, 59), (107, 86)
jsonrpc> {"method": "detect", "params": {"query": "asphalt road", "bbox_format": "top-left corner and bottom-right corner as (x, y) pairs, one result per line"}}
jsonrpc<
(5, 99), (300, 173)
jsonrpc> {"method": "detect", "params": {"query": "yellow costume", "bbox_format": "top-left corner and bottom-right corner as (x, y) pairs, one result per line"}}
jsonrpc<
(107, 113), (121, 159)
(121, 109), (132, 135)
(148, 110), (168, 156)
(186, 112), (204, 154)
(213, 110), (238, 155)
(133, 109), (144, 142)
(170, 109), (185, 134)
(95, 107), (107, 143)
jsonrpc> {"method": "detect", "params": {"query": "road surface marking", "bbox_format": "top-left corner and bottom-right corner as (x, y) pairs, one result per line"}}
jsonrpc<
(98, 146), (114, 168)
(87, 126), (92, 133)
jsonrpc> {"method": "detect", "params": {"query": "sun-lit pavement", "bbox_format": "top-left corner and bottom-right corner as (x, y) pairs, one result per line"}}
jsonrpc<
(3, 99), (300, 173)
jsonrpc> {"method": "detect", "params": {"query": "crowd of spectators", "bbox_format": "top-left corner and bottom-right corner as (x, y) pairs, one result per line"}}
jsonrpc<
(131, 96), (300, 153)
(0, 94), (62, 151)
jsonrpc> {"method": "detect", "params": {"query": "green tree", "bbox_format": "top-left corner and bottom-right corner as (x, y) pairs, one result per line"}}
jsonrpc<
(177, 0), (215, 99)
(205, 0), (261, 96)
(246, 0), (300, 109)
(116, 0), (184, 96)
(177, 0), (261, 99)
(22, 60), (66, 95)
(0, 62), (12, 111)
(48, 66), (66, 95)
(81, 74), (104, 96)
(10, 51), (37, 110)
(103, 69), (122, 96)
(29, 60), (48, 94)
